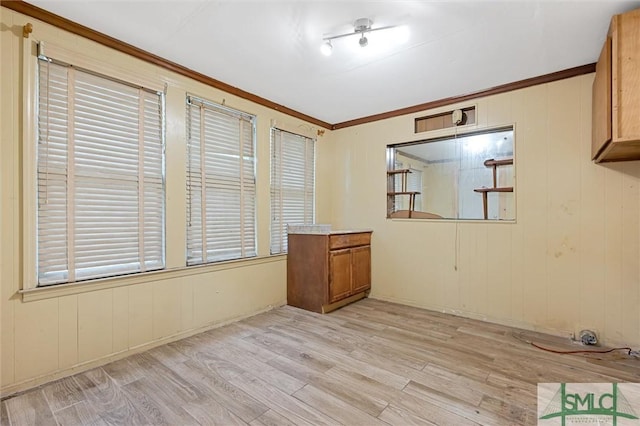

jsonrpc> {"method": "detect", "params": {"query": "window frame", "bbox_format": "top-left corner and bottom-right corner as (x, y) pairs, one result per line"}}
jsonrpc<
(34, 56), (166, 287)
(386, 125), (515, 221)
(23, 39), (167, 289)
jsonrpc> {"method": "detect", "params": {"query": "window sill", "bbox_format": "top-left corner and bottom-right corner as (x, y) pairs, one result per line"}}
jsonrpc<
(388, 217), (517, 223)
(20, 254), (287, 302)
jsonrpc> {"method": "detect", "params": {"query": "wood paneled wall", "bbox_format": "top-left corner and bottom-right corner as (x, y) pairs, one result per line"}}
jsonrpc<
(0, 8), (334, 395)
(330, 75), (640, 347)
(3, 4), (639, 398)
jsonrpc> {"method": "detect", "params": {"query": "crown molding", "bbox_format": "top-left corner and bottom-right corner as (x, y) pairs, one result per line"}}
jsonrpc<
(332, 63), (596, 129)
(1, 0), (333, 129)
(2, 1), (596, 132)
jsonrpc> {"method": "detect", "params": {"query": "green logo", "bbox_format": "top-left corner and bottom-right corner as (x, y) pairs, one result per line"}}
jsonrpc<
(539, 383), (639, 425)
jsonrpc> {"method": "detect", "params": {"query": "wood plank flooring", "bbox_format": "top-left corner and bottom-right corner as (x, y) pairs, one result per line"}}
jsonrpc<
(3, 298), (640, 425)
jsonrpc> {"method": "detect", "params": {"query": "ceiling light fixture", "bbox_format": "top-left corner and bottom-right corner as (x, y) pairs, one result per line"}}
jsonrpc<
(359, 34), (368, 48)
(320, 18), (397, 55)
(320, 40), (333, 56)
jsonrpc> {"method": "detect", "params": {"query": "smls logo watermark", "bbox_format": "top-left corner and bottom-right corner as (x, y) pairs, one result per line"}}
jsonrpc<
(538, 383), (640, 425)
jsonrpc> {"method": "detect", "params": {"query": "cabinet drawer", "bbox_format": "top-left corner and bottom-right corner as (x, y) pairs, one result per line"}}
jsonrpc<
(329, 232), (371, 250)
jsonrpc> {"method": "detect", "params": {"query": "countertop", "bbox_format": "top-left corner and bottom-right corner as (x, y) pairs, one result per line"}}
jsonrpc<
(287, 224), (373, 235)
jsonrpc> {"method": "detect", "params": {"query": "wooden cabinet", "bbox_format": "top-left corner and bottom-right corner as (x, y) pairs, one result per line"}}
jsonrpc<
(328, 245), (371, 303)
(328, 249), (352, 303)
(287, 231), (372, 313)
(592, 8), (640, 163)
(350, 245), (372, 294)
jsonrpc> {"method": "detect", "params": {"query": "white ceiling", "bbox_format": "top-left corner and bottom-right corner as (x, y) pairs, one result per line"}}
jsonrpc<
(27, 0), (640, 125)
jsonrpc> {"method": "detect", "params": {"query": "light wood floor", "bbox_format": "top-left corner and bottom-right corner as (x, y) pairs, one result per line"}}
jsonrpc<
(3, 298), (640, 425)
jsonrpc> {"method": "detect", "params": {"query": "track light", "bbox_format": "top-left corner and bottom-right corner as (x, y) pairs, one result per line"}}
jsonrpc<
(320, 40), (333, 56)
(321, 17), (400, 55)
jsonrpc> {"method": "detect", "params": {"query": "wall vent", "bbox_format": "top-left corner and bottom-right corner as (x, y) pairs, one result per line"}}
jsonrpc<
(415, 106), (476, 133)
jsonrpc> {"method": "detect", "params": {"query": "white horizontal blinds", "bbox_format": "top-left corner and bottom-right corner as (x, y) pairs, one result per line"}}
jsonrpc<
(186, 103), (203, 262)
(186, 96), (256, 265)
(270, 128), (315, 254)
(141, 90), (164, 270)
(37, 58), (164, 286)
(38, 60), (69, 284)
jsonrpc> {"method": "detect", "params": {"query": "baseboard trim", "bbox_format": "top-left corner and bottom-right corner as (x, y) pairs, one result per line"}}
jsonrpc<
(368, 294), (574, 341)
(0, 300), (286, 399)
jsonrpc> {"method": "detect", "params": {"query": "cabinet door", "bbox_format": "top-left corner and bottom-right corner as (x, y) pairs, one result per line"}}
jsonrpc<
(351, 245), (371, 294)
(329, 249), (352, 303)
(615, 9), (640, 143)
(592, 36), (612, 160)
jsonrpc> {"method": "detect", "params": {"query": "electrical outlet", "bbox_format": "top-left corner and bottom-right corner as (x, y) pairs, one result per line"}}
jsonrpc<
(579, 329), (598, 345)
(574, 327), (598, 344)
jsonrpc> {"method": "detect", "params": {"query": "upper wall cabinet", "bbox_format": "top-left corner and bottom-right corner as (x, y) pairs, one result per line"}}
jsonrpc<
(592, 8), (640, 163)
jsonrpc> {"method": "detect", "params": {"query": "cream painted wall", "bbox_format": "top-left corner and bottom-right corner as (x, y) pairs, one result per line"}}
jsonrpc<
(331, 74), (640, 347)
(0, 8), (333, 395)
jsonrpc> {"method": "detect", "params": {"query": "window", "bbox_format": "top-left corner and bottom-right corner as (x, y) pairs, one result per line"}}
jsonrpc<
(270, 128), (315, 254)
(186, 96), (256, 264)
(387, 127), (515, 220)
(37, 59), (165, 286)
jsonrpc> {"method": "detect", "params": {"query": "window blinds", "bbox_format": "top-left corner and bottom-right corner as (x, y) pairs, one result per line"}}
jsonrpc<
(270, 128), (315, 254)
(186, 96), (256, 264)
(37, 59), (164, 286)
